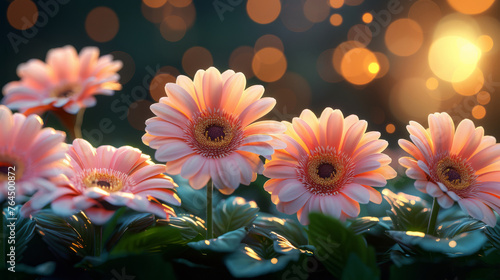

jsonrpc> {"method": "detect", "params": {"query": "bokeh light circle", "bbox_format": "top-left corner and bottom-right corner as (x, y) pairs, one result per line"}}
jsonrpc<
(385, 19), (423, 56)
(85, 7), (119, 42)
(7, 0), (38, 30)
(247, 0), (281, 24)
(182, 46), (214, 77)
(252, 47), (287, 82)
(340, 48), (378, 85)
(447, 0), (494, 15)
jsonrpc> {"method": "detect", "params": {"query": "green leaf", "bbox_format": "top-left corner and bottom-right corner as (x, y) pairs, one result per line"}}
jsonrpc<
(308, 212), (379, 279)
(484, 217), (500, 250)
(253, 214), (308, 246)
(33, 210), (94, 260)
(213, 196), (259, 237)
(2, 205), (36, 265)
(188, 227), (247, 253)
(111, 225), (185, 255)
(347, 216), (381, 235)
(167, 214), (206, 240)
(386, 229), (487, 257)
(437, 217), (485, 238)
(341, 253), (379, 280)
(383, 189), (430, 232)
(105, 212), (156, 250)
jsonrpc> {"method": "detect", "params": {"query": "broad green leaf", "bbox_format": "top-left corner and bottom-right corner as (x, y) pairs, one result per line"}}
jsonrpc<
(308, 212), (379, 279)
(33, 210), (94, 260)
(111, 225), (185, 255)
(437, 218), (485, 238)
(167, 214), (206, 240)
(105, 211), (155, 250)
(253, 214), (308, 246)
(2, 205), (36, 265)
(383, 189), (430, 232)
(341, 253), (379, 280)
(188, 227), (247, 253)
(347, 216), (381, 235)
(484, 217), (500, 250)
(172, 175), (221, 217)
(213, 196), (259, 237)
(386, 229), (487, 257)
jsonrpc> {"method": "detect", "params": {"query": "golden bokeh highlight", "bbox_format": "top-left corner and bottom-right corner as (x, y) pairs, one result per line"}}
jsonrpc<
(390, 78), (440, 122)
(428, 36), (482, 82)
(163, 1), (196, 28)
(448, 240), (458, 248)
(373, 52), (390, 79)
(329, 0), (344, 8)
(477, 91), (491, 105)
(271, 258), (278, 264)
(143, 0), (166, 8)
(362, 13), (373, 24)
(182, 46), (214, 77)
(329, 14), (343, 26)
(150, 73), (177, 101)
(472, 105), (486, 119)
(169, 0), (192, 8)
(160, 15), (187, 42)
(385, 19), (424, 56)
(333, 41), (364, 74)
(7, 0), (38, 30)
(452, 68), (484, 96)
(85, 7), (119, 42)
(447, 0), (494, 15)
(317, 49), (343, 83)
(476, 35), (494, 52)
(408, 0), (442, 32)
(255, 34), (284, 52)
(304, 0), (330, 23)
(267, 72), (312, 114)
(247, 0), (281, 24)
(281, 0), (314, 32)
(368, 63), (380, 74)
(348, 24), (372, 46)
(141, 2), (164, 23)
(252, 47), (287, 82)
(386, 124), (396, 134)
(426, 77), (439, 90)
(340, 48), (378, 85)
(128, 100), (155, 131)
(229, 46), (255, 79)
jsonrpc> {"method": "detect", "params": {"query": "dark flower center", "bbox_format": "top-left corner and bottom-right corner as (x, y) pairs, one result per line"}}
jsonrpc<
(444, 167), (461, 184)
(205, 125), (225, 142)
(317, 163), (336, 179)
(0, 165), (9, 175)
(58, 90), (74, 98)
(96, 180), (111, 188)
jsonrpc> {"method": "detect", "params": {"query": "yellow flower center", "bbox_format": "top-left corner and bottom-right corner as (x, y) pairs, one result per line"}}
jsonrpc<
(435, 156), (476, 192)
(194, 116), (234, 148)
(51, 83), (81, 98)
(80, 168), (130, 193)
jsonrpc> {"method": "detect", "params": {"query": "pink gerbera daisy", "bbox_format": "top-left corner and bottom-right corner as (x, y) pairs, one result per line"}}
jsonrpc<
(22, 139), (181, 225)
(0, 105), (69, 202)
(399, 112), (500, 226)
(263, 108), (396, 225)
(2, 45), (122, 115)
(142, 67), (285, 194)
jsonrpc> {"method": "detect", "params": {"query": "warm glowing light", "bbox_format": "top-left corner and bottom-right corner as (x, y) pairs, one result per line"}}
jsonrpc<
(267, 72), (312, 113)
(329, 14), (343, 26)
(271, 258), (278, 264)
(182, 46), (213, 77)
(141, 2), (163, 23)
(143, 0), (166, 8)
(447, 0), (494, 15)
(477, 91), (491, 105)
(150, 73), (176, 101)
(247, 0), (281, 24)
(428, 36), (482, 82)
(406, 231), (426, 237)
(205, 240), (210, 245)
(252, 47), (287, 82)
(373, 52), (389, 79)
(452, 68), (484, 96)
(229, 46), (254, 79)
(386, 124), (396, 134)
(255, 34), (284, 52)
(390, 78), (440, 122)
(448, 240), (457, 248)
(385, 19), (424, 56)
(245, 247), (262, 261)
(340, 48), (378, 85)
(472, 105), (486, 119)
(159, 15), (187, 42)
(362, 13), (373, 24)
(7, 0), (38, 30)
(348, 24), (372, 46)
(304, 0), (330, 23)
(329, 0), (344, 8)
(409, 0), (442, 32)
(333, 41), (364, 74)
(85, 7), (119, 42)
(426, 77), (439, 90)
(368, 62), (380, 74)
(476, 35), (494, 52)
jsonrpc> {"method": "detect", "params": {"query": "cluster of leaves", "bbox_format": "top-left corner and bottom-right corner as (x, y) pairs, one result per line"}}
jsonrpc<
(2, 184), (500, 279)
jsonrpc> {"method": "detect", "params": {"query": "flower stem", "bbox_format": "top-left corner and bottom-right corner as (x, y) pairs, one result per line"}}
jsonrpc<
(427, 198), (440, 236)
(73, 109), (84, 139)
(206, 179), (213, 240)
(94, 224), (102, 257)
